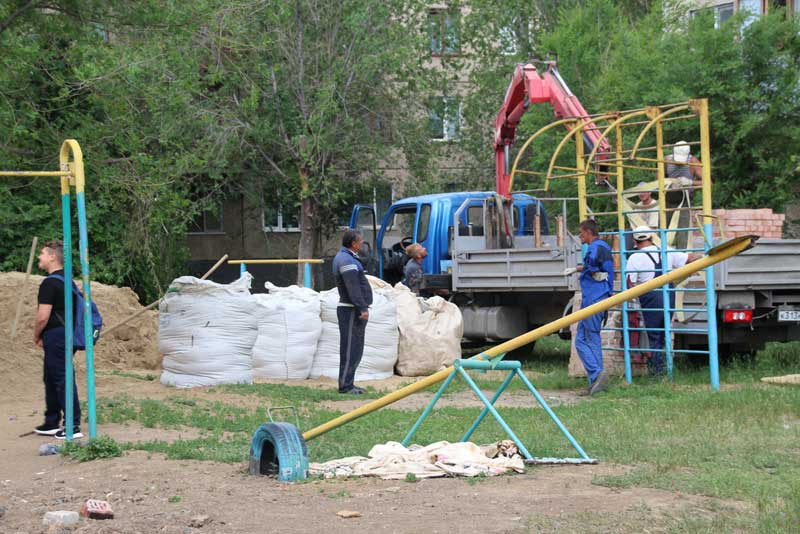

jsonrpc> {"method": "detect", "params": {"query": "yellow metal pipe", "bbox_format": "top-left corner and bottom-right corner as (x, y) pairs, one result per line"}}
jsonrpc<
(302, 235), (756, 442)
(0, 171), (71, 177)
(228, 259), (325, 264)
(696, 99), (713, 225)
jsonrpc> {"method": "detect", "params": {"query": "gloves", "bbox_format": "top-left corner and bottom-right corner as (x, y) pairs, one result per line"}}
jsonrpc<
(591, 272), (609, 282)
(563, 267), (577, 276)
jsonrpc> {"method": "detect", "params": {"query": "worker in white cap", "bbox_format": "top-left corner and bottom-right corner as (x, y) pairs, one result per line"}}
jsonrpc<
(664, 141), (705, 250)
(624, 226), (688, 376)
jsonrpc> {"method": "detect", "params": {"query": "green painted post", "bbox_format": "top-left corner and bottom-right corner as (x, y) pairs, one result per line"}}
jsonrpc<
(61, 190), (75, 441)
(76, 192), (96, 438)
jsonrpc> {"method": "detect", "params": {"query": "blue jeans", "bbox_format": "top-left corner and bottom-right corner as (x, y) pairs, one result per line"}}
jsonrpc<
(42, 327), (81, 427)
(639, 288), (676, 375)
(576, 299), (606, 384)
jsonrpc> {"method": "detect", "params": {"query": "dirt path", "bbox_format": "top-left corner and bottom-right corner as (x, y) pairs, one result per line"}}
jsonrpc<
(0, 373), (749, 533)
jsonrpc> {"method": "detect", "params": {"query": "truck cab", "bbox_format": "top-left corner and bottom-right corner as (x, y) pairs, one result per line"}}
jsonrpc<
(350, 191), (549, 285)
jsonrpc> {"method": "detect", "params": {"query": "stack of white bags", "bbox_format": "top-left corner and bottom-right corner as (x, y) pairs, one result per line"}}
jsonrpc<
(159, 274), (464, 388)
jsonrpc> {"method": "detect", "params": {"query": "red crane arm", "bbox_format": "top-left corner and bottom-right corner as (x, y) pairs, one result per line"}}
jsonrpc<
(494, 62), (610, 198)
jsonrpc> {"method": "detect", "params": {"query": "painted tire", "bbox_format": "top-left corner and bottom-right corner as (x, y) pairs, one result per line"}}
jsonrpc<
(248, 422), (309, 482)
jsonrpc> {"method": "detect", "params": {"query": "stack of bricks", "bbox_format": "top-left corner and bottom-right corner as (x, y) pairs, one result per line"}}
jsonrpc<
(712, 208), (785, 239)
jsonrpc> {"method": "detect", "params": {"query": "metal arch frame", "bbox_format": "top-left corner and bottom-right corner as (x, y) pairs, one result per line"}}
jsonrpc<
(545, 114), (619, 184)
(0, 140), (97, 440)
(628, 104), (693, 161)
(507, 117), (579, 194)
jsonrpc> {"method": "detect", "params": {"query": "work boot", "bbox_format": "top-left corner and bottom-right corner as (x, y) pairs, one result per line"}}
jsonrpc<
(589, 371), (610, 395)
(340, 387), (365, 395)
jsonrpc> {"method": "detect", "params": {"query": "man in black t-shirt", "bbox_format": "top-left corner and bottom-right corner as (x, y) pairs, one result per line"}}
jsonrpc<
(33, 240), (82, 439)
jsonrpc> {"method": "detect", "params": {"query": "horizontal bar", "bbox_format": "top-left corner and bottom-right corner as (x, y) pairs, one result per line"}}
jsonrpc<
(609, 248), (708, 254)
(603, 326), (708, 333)
(0, 171), (71, 177)
(602, 346), (710, 354)
(613, 287), (707, 293)
(607, 307), (708, 313)
(454, 359), (521, 371)
(228, 259), (325, 264)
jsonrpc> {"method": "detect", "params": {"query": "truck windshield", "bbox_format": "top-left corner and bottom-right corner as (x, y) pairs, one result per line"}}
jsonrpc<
(383, 206), (417, 250)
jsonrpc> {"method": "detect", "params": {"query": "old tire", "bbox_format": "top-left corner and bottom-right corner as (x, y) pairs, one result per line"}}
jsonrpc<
(248, 422), (308, 482)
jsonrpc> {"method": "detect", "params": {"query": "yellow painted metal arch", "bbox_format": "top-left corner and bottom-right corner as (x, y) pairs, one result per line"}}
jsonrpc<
(508, 117), (580, 193)
(59, 139), (85, 194)
(545, 114), (620, 186)
(628, 104), (692, 160)
(579, 109), (651, 180)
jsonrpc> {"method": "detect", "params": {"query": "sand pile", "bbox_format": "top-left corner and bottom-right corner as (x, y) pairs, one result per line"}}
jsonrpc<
(0, 272), (160, 396)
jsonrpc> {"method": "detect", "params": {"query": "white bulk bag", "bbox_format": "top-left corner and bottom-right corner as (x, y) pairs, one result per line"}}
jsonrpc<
(159, 274), (259, 387)
(393, 284), (463, 376)
(251, 283), (322, 379)
(310, 287), (398, 381)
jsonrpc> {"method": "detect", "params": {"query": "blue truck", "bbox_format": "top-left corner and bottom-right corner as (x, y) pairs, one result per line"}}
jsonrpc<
(350, 191), (581, 356)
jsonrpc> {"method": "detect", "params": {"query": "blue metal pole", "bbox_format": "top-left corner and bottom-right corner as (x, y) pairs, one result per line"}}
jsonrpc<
(303, 262), (312, 289)
(705, 222), (720, 391)
(515, 369), (592, 460)
(461, 369), (517, 443)
(75, 192), (97, 438)
(61, 189), (75, 441)
(455, 364), (533, 460)
(240, 263), (246, 276)
(620, 228), (632, 384)
(402, 369), (457, 446)
(659, 228), (674, 381)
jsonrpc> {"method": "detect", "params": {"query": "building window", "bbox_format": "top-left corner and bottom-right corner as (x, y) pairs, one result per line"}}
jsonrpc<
(188, 203), (224, 234)
(263, 201), (300, 232)
(691, 2), (734, 27)
(428, 96), (462, 141)
(427, 10), (460, 55)
(715, 2), (735, 26)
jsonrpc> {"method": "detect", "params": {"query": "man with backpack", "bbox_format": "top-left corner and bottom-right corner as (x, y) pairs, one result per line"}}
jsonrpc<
(625, 227), (689, 377)
(33, 240), (83, 439)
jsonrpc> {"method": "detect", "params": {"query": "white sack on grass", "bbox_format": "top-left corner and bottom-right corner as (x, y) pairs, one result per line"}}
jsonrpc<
(159, 274), (259, 388)
(251, 283), (322, 380)
(393, 283), (463, 377)
(310, 288), (398, 381)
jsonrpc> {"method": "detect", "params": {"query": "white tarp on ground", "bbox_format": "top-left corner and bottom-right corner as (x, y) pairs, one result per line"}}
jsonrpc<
(159, 274), (259, 387)
(309, 440), (525, 479)
(251, 283), (322, 380)
(392, 284), (463, 377)
(310, 286), (398, 381)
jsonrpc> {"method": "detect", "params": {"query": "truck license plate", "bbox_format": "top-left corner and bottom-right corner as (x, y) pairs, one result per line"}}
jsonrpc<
(778, 309), (800, 322)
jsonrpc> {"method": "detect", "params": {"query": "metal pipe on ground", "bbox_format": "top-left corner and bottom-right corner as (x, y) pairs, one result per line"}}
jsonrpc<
(301, 235), (757, 442)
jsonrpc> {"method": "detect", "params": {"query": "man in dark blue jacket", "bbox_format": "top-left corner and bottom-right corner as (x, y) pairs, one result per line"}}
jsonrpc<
(333, 230), (373, 394)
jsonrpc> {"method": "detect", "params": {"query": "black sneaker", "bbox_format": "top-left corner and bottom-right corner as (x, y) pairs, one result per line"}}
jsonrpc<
(339, 387), (365, 395)
(34, 424), (60, 436)
(55, 428), (83, 440)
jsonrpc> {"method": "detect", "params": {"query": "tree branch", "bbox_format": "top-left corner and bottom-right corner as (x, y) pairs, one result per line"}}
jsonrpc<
(0, 0), (46, 35)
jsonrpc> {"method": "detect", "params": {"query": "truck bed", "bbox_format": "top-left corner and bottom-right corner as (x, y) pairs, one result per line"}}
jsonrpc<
(452, 236), (580, 292)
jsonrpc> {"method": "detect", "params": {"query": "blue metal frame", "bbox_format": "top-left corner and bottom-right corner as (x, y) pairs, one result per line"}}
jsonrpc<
(401, 357), (595, 464)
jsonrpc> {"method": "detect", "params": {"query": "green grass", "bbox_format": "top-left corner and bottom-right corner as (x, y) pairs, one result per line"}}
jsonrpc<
(94, 339), (800, 531)
(60, 435), (123, 462)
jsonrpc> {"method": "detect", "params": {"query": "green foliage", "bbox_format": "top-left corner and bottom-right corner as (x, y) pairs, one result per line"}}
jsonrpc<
(60, 435), (123, 462)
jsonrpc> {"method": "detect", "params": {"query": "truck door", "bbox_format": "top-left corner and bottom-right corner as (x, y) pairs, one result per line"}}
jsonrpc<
(349, 204), (378, 275)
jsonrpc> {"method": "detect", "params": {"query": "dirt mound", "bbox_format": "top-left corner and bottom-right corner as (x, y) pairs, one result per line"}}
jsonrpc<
(0, 271), (160, 399)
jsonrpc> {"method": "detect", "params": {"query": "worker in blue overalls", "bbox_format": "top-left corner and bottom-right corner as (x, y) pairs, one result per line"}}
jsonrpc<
(332, 229), (373, 395)
(570, 219), (615, 395)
